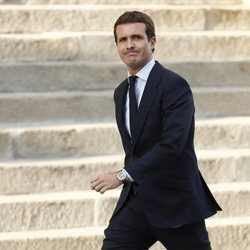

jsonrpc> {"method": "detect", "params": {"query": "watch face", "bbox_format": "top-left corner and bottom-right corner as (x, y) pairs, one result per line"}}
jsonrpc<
(117, 170), (126, 181)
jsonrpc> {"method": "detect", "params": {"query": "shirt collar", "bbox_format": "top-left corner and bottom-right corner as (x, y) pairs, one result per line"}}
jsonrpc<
(128, 59), (155, 81)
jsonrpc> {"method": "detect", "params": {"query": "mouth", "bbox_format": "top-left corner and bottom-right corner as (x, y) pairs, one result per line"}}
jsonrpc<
(126, 52), (138, 57)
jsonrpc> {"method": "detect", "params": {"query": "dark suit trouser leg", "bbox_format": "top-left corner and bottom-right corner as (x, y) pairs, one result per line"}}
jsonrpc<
(102, 193), (212, 250)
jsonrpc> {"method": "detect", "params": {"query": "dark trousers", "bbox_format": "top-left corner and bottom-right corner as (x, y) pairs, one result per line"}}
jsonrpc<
(102, 192), (211, 250)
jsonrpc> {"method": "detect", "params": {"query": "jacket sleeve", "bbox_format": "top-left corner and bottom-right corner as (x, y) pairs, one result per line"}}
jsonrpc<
(124, 78), (195, 185)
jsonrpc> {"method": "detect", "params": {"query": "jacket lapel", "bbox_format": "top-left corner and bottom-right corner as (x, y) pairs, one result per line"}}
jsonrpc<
(115, 80), (132, 148)
(132, 62), (162, 145)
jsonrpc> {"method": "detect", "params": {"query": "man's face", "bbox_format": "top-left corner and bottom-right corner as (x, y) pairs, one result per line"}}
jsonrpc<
(115, 22), (156, 74)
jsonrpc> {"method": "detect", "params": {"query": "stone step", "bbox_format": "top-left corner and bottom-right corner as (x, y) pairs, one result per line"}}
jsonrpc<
(1, 60), (249, 92)
(0, 182), (249, 232)
(1, 117), (250, 160)
(0, 0), (245, 6)
(0, 5), (249, 33)
(0, 88), (250, 125)
(0, 219), (249, 250)
(0, 31), (249, 62)
(0, 149), (249, 194)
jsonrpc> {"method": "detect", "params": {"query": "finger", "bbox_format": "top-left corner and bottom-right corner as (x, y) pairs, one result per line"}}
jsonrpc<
(90, 177), (99, 184)
(100, 186), (108, 194)
(94, 183), (105, 192)
(91, 180), (102, 189)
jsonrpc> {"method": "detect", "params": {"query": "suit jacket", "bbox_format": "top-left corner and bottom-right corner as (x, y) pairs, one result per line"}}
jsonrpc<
(113, 61), (222, 228)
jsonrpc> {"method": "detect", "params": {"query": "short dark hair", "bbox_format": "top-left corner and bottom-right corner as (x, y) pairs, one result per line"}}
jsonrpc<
(113, 11), (155, 44)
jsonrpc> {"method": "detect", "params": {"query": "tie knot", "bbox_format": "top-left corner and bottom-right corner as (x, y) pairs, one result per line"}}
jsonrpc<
(128, 75), (138, 86)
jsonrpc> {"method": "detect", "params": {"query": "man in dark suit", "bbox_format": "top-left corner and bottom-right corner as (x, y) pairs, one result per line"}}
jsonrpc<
(91, 11), (222, 250)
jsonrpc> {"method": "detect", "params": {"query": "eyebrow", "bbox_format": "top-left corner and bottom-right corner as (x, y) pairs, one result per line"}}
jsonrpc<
(118, 33), (144, 41)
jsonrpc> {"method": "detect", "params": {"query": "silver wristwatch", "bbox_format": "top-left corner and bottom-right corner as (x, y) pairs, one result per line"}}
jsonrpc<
(116, 169), (127, 183)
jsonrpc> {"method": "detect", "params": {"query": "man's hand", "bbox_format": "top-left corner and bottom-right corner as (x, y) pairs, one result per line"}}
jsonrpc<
(91, 172), (123, 194)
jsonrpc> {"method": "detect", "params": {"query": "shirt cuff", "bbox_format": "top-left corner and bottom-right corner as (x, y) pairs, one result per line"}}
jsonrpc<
(123, 169), (134, 182)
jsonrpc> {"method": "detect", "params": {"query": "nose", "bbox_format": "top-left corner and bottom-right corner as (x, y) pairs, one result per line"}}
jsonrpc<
(126, 38), (134, 49)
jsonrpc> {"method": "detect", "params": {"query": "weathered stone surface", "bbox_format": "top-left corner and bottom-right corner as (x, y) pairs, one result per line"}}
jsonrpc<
(0, 150), (249, 194)
(0, 184), (248, 232)
(193, 87), (250, 117)
(0, 192), (95, 232)
(0, 155), (123, 194)
(0, 88), (250, 126)
(210, 182), (250, 218)
(197, 149), (250, 184)
(206, 217), (250, 250)
(0, 61), (249, 92)
(195, 117), (250, 149)
(0, 133), (12, 159)
(0, 6), (206, 33)
(0, 218), (249, 250)
(13, 124), (123, 159)
(207, 7), (250, 30)
(0, 227), (104, 250)
(0, 32), (250, 61)
(1, 0), (244, 5)
(0, 34), (80, 62)
(0, 117), (250, 159)
(1, 6), (249, 33)
(0, 91), (115, 125)
(80, 32), (250, 61)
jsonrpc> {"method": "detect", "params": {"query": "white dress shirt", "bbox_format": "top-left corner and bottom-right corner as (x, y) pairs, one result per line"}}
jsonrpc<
(124, 59), (155, 181)
(125, 59), (156, 136)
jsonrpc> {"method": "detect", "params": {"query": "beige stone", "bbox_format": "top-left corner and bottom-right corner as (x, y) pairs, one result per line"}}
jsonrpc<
(0, 155), (123, 194)
(0, 133), (12, 160)
(78, 32), (250, 61)
(18, 0), (245, 5)
(14, 123), (123, 158)
(0, 192), (95, 232)
(0, 87), (250, 126)
(0, 6), (206, 33)
(0, 219), (249, 250)
(1, 6), (249, 33)
(0, 32), (250, 62)
(0, 117), (249, 159)
(0, 61), (249, 92)
(0, 34), (80, 62)
(193, 87), (250, 117)
(195, 117), (250, 149)
(0, 91), (115, 125)
(207, 7), (250, 30)
(0, 184), (248, 231)
(0, 150), (249, 194)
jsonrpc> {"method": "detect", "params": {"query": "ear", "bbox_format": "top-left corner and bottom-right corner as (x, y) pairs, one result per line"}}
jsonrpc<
(150, 36), (156, 51)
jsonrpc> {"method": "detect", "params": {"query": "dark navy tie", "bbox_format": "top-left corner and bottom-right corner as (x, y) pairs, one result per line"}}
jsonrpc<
(128, 75), (138, 142)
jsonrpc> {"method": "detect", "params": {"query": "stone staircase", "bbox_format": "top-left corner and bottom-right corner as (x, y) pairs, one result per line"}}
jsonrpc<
(0, 0), (249, 249)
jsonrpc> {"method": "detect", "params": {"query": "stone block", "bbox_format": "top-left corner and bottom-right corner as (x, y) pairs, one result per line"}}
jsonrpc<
(0, 150), (249, 194)
(14, 0), (245, 5)
(0, 133), (13, 160)
(193, 87), (250, 117)
(0, 91), (115, 125)
(0, 192), (95, 232)
(0, 155), (123, 194)
(0, 61), (249, 92)
(0, 6), (206, 33)
(195, 117), (250, 149)
(0, 34), (80, 62)
(0, 218), (249, 250)
(207, 7), (250, 30)
(0, 32), (250, 62)
(13, 124), (122, 158)
(0, 87), (250, 126)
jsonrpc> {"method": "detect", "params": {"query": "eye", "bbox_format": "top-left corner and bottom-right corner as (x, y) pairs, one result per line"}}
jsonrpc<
(118, 37), (126, 43)
(134, 35), (142, 40)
